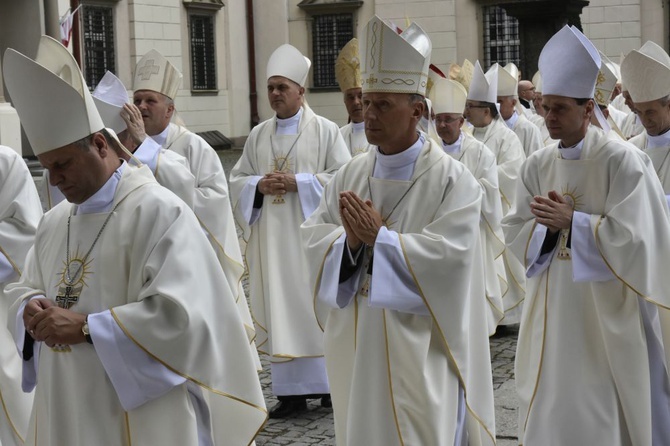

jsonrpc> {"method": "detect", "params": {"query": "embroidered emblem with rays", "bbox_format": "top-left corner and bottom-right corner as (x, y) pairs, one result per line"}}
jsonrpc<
(271, 156), (293, 174)
(52, 251), (92, 352)
(561, 184), (583, 211)
(557, 184), (583, 260)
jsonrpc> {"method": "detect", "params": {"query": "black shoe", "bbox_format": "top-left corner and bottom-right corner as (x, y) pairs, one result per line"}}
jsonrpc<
(268, 397), (307, 419)
(320, 394), (332, 408)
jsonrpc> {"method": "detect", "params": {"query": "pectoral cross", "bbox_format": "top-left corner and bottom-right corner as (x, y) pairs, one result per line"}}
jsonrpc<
(55, 284), (82, 309)
(557, 228), (571, 260)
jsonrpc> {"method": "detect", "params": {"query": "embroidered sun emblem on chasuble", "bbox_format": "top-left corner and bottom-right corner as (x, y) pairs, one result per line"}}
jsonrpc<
(561, 184), (584, 211)
(51, 251), (93, 352)
(271, 156), (293, 174)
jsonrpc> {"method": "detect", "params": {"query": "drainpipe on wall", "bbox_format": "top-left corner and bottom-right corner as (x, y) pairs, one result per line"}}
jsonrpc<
(246, 0), (260, 128)
(71, 0), (82, 66)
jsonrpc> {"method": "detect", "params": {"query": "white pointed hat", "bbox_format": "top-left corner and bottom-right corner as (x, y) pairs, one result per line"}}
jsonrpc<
(132, 49), (182, 100)
(360, 16), (432, 95)
(621, 43), (670, 103)
(594, 52), (618, 106)
(497, 63), (519, 97)
(3, 36), (104, 155)
(267, 44), (311, 87)
(425, 65), (447, 98)
(335, 38), (361, 92)
(532, 71), (542, 93)
(467, 61), (498, 103)
(92, 71), (129, 134)
(539, 25), (600, 98)
(430, 78), (467, 115)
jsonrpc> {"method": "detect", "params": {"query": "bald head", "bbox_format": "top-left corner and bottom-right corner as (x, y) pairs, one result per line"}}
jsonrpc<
(518, 80), (536, 102)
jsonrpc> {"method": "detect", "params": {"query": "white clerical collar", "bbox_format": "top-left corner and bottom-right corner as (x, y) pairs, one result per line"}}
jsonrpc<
(442, 132), (464, 155)
(352, 121), (365, 133)
(646, 129), (670, 149)
(504, 110), (519, 129)
(151, 125), (170, 147)
(376, 134), (424, 168)
(75, 161), (126, 215)
(472, 120), (493, 137)
(558, 138), (585, 160)
(275, 107), (303, 135)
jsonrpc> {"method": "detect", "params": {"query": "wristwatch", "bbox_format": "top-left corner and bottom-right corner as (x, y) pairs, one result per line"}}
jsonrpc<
(82, 317), (93, 344)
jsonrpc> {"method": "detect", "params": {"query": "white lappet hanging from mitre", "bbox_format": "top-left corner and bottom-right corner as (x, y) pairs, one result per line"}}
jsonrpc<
(93, 71), (130, 134)
(360, 15), (431, 95)
(468, 61), (498, 104)
(539, 25), (608, 132)
(3, 35), (104, 155)
(621, 41), (670, 104)
(267, 44), (311, 87)
(595, 52), (619, 107)
(132, 49), (182, 100)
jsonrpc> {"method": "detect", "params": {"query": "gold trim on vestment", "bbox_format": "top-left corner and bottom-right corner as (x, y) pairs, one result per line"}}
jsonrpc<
(397, 234), (497, 444)
(0, 245), (20, 277)
(0, 387), (24, 443)
(312, 232), (343, 332)
(482, 217), (506, 258)
(485, 294), (505, 321)
(382, 311), (405, 446)
(124, 411), (132, 446)
(523, 265), (551, 433)
(272, 354), (325, 360)
(500, 189), (511, 210)
(110, 309), (269, 418)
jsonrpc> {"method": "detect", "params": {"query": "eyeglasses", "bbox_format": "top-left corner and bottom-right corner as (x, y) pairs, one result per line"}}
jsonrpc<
(464, 103), (489, 110)
(435, 116), (464, 125)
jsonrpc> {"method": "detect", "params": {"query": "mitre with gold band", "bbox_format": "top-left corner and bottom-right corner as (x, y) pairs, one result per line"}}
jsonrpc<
(621, 41), (670, 103)
(360, 15), (432, 95)
(133, 49), (182, 100)
(335, 38), (361, 92)
(3, 35), (104, 155)
(449, 59), (474, 93)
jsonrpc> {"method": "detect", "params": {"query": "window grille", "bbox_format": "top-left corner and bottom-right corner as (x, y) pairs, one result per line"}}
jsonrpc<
(483, 6), (520, 68)
(82, 4), (115, 90)
(312, 13), (354, 88)
(190, 14), (217, 91)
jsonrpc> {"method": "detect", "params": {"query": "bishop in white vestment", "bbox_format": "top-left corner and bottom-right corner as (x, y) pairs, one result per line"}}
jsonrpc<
(504, 26), (670, 445)
(0, 145), (42, 446)
(302, 17), (495, 446)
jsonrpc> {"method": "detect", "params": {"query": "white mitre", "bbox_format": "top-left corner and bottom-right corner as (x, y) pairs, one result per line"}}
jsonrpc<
(2, 35), (104, 155)
(360, 16), (432, 95)
(621, 42), (670, 103)
(498, 63), (519, 97)
(132, 49), (182, 100)
(430, 78), (467, 115)
(335, 38), (361, 92)
(93, 71), (129, 134)
(595, 52), (618, 106)
(467, 61), (498, 103)
(532, 71), (542, 93)
(267, 44), (311, 87)
(539, 25), (600, 98)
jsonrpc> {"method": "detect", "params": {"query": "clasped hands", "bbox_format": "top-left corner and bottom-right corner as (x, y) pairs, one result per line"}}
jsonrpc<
(258, 171), (298, 196)
(529, 190), (573, 234)
(23, 298), (87, 347)
(339, 191), (383, 251)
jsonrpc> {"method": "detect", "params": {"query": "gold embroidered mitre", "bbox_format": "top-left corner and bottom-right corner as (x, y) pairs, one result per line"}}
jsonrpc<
(336, 38), (362, 92)
(594, 52), (618, 106)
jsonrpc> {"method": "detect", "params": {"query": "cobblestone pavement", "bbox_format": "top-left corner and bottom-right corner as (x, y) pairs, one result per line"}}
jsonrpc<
(254, 326), (520, 446)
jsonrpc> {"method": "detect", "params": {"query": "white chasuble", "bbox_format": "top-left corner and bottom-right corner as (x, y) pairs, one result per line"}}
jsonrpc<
(629, 131), (670, 195)
(155, 123), (260, 369)
(472, 118), (527, 325)
(229, 105), (350, 362)
(340, 121), (372, 157)
(302, 139), (496, 446)
(511, 112), (543, 157)
(503, 126), (670, 446)
(7, 166), (266, 446)
(445, 133), (506, 334)
(0, 146), (42, 446)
